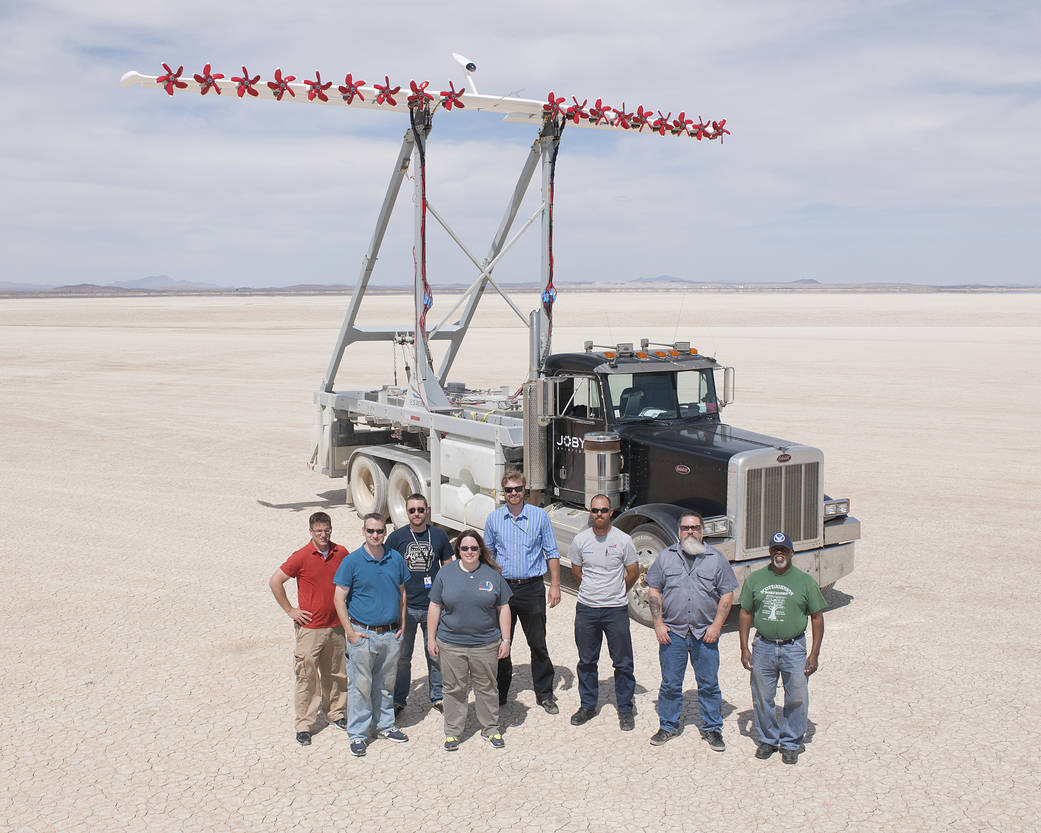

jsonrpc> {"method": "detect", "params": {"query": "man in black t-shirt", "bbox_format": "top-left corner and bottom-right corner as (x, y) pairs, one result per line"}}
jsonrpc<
(384, 493), (454, 714)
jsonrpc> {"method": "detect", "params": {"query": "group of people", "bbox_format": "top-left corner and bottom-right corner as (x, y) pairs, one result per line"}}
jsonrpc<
(269, 469), (826, 763)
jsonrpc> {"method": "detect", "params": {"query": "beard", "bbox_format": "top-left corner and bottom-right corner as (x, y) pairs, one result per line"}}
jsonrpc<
(681, 536), (708, 556)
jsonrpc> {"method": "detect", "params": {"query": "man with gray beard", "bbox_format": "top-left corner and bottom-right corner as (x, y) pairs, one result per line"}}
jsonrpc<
(645, 511), (738, 750)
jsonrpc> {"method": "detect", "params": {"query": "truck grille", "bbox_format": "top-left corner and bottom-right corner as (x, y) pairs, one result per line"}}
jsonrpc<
(744, 462), (820, 550)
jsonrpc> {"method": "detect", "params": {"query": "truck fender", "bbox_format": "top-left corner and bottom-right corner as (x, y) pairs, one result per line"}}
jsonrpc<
(613, 503), (684, 542)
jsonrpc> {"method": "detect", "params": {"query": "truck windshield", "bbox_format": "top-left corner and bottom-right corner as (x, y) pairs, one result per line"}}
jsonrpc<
(606, 369), (718, 421)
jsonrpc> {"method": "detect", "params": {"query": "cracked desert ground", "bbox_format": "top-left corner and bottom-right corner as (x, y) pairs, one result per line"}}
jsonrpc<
(1, 291), (1038, 833)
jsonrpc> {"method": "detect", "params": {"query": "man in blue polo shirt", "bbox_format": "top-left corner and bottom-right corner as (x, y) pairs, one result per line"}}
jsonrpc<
(483, 469), (562, 713)
(333, 513), (410, 757)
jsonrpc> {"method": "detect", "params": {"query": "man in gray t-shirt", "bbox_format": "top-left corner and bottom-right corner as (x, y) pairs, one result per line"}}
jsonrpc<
(567, 494), (640, 731)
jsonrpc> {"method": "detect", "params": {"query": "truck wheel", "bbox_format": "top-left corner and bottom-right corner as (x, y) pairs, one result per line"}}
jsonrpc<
(627, 523), (670, 628)
(387, 464), (423, 528)
(349, 455), (388, 518)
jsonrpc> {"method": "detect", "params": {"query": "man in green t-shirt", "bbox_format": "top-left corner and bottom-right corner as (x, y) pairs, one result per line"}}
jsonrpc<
(738, 531), (826, 765)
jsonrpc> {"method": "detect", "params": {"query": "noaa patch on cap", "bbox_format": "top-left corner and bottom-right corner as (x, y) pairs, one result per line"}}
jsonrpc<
(770, 531), (793, 551)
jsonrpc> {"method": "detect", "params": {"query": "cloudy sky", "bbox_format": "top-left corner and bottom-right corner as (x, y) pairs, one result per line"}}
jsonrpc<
(3, 0), (1039, 288)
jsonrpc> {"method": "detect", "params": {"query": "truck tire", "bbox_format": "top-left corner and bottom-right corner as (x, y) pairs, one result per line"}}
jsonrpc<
(387, 464), (423, 528)
(350, 455), (388, 518)
(627, 523), (670, 628)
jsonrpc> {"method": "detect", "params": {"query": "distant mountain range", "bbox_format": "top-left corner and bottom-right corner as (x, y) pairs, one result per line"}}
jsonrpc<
(2, 274), (1038, 295)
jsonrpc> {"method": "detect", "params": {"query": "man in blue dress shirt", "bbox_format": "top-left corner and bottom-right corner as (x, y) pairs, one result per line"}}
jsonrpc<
(483, 469), (562, 713)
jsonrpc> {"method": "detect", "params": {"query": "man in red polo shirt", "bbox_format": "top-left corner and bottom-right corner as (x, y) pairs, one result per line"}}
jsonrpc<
(269, 511), (349, 746)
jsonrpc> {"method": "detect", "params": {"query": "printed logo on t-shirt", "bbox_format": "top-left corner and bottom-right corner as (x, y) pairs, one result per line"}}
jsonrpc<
(478, 580), (494, 592)
(759, 584), (794, 621)
(404, 540), (435, 573)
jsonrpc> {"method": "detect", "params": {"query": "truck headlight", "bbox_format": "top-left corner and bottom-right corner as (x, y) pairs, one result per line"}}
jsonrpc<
(824, 498), (850, 519)
(702, 515), (730, 537)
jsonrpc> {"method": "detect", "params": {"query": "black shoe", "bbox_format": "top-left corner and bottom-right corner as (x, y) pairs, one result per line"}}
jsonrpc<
(379, 728), (409, 743)
(701, 730), (726, 752)
(349, 739), (367, 757)
(431, 700), (443, 713)
(295, 731), (311, 746)
(755, 743), (778, 759)
(649, 728), (678, 746)
(619, 712), (635, 732)
(570, 707), (596, 726)
(332, 717), (349, 732)
(781, 747), (799, 765)
(537, 698), (559, 715)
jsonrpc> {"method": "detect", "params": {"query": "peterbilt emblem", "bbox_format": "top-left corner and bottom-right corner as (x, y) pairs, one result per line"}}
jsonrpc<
(674, 464), (691, 475)
(776, 453), (791, 463)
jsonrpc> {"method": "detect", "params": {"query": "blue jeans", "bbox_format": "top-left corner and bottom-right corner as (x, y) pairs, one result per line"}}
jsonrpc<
(574, 603), (635, 712)
(346, 627), (402, 741)
(657, 630), (721, 733)
(750, 633), (809, 750)
(394, 605), (443, 706)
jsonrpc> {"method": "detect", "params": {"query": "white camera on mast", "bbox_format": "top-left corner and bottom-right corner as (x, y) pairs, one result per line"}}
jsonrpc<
(451, 52), (478, 94)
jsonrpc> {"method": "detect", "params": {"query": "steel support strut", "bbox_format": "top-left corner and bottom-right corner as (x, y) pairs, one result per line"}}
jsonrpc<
(321, 131), (416, 393)
(434, 118), (558, 383)
(407, 103), (453, 411)
(538, 116), (564, 376)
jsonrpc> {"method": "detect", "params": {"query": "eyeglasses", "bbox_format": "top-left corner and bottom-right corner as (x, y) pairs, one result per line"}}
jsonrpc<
(680, 524), (702, 531)
(364, 528), (386, 535)
(459, 545), (480, 552)
(503, 486), (524, 494)
(407, 507), (427, 514)
(311, 528), (332, 535)
(589, 507), (611, 514)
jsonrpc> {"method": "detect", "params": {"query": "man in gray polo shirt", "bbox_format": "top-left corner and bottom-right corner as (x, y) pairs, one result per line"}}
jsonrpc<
(646, 510), (738, 750)
(567, 494), (640, 731)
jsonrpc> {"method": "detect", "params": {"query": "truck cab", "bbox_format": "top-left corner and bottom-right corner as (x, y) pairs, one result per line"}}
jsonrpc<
(533, 342), (860, 625)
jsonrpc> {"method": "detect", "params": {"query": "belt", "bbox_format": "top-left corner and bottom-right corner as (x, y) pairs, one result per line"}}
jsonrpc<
(506, 576), (542, 586)
(756, 632), (804, 646)
(349, 618), (399, 634)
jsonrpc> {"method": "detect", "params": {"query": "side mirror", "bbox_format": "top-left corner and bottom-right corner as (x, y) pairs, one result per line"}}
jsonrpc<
(722, 366), (735, 407)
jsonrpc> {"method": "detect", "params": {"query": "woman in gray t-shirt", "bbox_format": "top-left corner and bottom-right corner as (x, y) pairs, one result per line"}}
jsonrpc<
(427, 529), (513, 750)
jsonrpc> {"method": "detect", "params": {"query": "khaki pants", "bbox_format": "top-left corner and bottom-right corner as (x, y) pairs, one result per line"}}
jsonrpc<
(294, 625), (348, 732)
(437, 639), (500, 737)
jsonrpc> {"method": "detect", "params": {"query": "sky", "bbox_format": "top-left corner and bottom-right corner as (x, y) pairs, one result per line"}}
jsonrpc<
(2, 0), (1039, 288)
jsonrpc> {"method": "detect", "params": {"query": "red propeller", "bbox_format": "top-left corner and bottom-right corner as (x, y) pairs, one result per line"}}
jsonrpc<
(374, 75), (401, 106)
(267, 68), (296, 101)
(193, 63), (224, 96)
(407, 80), (434, 106)
(439, 81), (466, 111)
(611, 103), (632, 129)
(565, 97), (589, 124)
(587, 98), (612, 125)
(231, 66), (260, 98)
(156, 63), (187, 96)
(305, 71), (332, 102)
(337, 73), (365, 104)
(633, 105), (654, 132)
(543, 91), (567, 119)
